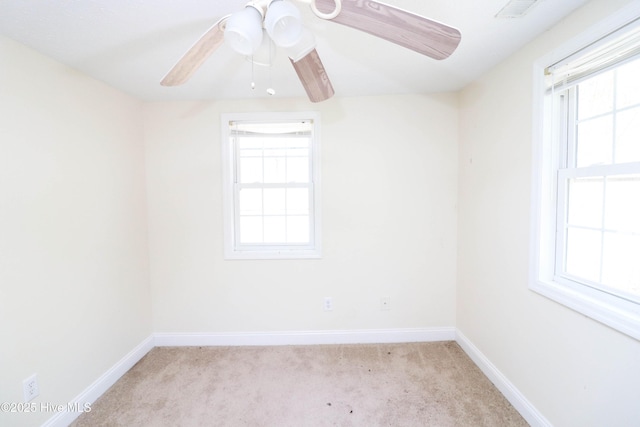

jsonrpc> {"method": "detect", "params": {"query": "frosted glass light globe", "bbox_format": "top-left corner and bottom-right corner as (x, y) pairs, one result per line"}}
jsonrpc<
(265, 0), (303, 48)
(225, 6), (264, 55)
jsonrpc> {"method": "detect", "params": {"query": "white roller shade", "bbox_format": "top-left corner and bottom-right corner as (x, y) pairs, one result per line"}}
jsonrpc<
(545, 18), (640, 92)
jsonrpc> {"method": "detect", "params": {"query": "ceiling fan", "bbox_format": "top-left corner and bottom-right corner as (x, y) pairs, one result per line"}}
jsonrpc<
(160, 0), (461, 103)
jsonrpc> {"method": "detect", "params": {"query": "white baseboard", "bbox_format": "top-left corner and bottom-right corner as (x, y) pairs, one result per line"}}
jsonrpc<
(154, 327), (456, 347)
(455, 330), (551, 427)
(42, 335), (154, 427)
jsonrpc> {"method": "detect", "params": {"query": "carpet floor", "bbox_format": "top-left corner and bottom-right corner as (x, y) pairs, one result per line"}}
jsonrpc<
(71, 341), (528, 426)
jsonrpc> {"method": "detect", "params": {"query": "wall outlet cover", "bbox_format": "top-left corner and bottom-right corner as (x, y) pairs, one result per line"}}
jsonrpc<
(23, 374), (39, 402)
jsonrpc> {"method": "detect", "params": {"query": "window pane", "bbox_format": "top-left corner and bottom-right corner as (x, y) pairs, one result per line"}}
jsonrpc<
(239, 189), (262, 215)
(239, 148), (263, 158)
(615, 107), (640, 163)
(536, 24), (640, 340)
(237, 138), (262, 150)
(264, 158), (286, 183)
(226, 115), (319, 257)
(239, 158), (263, 183)
(263, 138), (287, 158)
(240, 217), (263, 243)
(263, 216), (286, 243)
(605, 174), (640, 233)
(287, 188), (309, 215)
(263, 137), (287, 149)
(616, 58), (640, 109)
(576, 116), (613, 167)
(287, 216), (310, 243)
(263, 188), (286, 215)
(286, 140), (310, 158)
(602, 232), (640, 298)
(287, 157), (309, 183)
(578, 70), (614, 120)
(566, 227), (602, 283)
(287, 138), (310, 149)
(567, 177), (603, 228)
(287, 147), (309, 158)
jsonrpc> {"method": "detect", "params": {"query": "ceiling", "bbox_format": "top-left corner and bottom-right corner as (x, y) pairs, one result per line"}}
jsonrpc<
(0, 0), (590, 102)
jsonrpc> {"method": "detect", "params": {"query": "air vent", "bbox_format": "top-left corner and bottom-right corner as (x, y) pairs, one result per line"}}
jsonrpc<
(495, 0), (540, 18)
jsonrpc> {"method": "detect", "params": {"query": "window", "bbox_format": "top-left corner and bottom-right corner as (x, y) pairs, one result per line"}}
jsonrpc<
(531, 12), (640, 340)
(221, 112), (321, 259)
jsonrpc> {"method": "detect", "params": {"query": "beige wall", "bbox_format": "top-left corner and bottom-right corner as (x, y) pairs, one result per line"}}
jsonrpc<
(4, 0), (640, 425)
(0, 37), (151, 427)
(143, 94), (459, 333)
(457, 0), (640, 425)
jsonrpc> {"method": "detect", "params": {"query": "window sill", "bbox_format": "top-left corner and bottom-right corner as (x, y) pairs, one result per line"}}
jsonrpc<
(530, 278), (640, 342)
(224, 249), (322, 260)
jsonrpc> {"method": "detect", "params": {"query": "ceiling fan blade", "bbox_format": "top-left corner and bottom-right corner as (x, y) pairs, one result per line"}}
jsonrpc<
(314, 0), (461, 60)
(161, 17), (227, 86)
(290, 48), (335, 103)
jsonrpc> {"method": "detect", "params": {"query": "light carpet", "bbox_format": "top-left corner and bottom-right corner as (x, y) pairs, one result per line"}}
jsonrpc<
(71, 341), (528, 426)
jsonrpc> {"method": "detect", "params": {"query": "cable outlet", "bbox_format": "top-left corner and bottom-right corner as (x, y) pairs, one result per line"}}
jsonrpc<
(23, 374), (39, 402)
(381, 297), (391, 311)
(323, 297), (333, 311)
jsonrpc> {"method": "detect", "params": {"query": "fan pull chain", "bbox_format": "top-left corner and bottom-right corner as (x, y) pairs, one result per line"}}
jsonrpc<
(251, 55), (256, 90)
(267, 40), (275, 96)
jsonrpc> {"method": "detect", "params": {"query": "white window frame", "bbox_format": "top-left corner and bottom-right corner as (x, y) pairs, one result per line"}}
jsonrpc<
(221, 111), (322, 260)
(530, 4), (640, 341)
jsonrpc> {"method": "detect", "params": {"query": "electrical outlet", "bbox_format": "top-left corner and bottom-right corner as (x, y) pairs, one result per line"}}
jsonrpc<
(23, 374), (39, 402)
(381, 297), (391, 311)
(323, 297), (333, 311)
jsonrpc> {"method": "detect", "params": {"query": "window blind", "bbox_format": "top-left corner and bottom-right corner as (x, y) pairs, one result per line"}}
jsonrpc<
(545, 17), (640, 92)
(229, 120), (313, 136)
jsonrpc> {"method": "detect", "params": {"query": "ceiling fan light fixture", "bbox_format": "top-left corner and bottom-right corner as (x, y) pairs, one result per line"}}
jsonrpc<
(224, 5), (264, 55)
(285, 28), (317, 62)
(265, 0), (304, 48)
(246, 30), (277, 66)
(162, 0), (460, 103)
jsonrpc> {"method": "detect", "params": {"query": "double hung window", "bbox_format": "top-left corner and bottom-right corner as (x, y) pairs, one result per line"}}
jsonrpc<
(221, 112), (321, 259)
(532, 15), (640, 340)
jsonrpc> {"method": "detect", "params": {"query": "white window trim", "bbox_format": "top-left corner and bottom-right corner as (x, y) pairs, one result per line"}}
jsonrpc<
(530, 2), (640, 341)
(221, 111), (322, 260)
